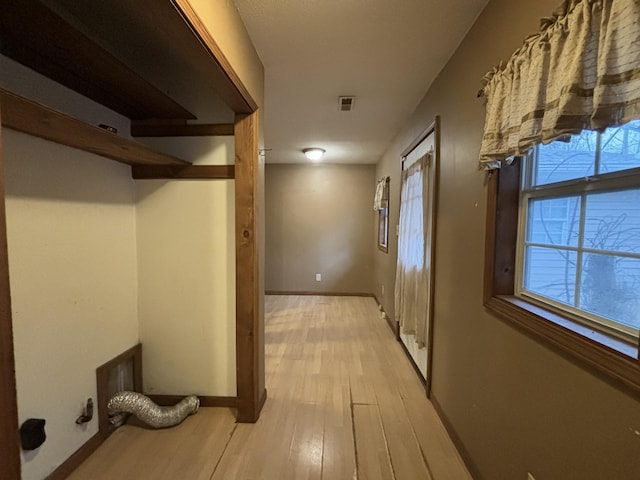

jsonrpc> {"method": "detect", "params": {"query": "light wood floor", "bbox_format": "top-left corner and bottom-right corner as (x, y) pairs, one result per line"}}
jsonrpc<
(68, 295), (471, 480)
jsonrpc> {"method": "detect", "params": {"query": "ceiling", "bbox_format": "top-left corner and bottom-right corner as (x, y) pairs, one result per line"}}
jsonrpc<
(234, 0), (489, 165)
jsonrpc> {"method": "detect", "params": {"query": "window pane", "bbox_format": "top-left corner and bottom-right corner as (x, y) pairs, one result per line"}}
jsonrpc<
(580, 253), (640, 330)
(583, 188), (640, 254)
(378, 205), (389, 250)
(533, 131), (596, 186)
(523, 246), (577, 305)
(599, 119), (640, 174)
(527, 196), (580, 246)
(397, 169), (424, 268)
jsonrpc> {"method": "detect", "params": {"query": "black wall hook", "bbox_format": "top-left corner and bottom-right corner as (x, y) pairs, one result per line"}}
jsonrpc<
(76, 398), (94, 424)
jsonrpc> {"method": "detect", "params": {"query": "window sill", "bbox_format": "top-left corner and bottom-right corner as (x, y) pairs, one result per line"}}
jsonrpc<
(485, 294), (640, 390)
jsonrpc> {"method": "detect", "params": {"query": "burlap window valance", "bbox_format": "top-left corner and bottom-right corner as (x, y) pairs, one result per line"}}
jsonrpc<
(479, 0), (640, 169)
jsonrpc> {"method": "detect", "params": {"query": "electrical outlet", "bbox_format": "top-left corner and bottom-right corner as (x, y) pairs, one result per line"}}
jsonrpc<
(381, 284), (385, 295)
(315, 273), (321, 282)
(527, 473), (536, 480)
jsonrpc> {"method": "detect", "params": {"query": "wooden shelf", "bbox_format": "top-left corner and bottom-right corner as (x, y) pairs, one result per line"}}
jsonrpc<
(0, 0), (197, 122)
(0, 0), (251, 172)
(0, 0), (255, 120)
(0, 88), (190, 167)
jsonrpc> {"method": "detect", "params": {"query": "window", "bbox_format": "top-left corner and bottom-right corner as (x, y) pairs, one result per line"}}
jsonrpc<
(518, 121), (640, 342)
(377, 177), (390, 253)
(378, 202), (389, 253)
(485, 121), (640, 390)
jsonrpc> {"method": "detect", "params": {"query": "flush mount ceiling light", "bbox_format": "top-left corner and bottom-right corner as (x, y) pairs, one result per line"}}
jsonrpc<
(303, 148), (326, 161)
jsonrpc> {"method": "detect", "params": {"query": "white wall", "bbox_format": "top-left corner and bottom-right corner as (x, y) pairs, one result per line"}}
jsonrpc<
(2, 38), (239, 475)
(2, 56), (139, 480)
(2, 54), (238, 477)
(136, 136), (236, 397)
(4, 131), (139, 480)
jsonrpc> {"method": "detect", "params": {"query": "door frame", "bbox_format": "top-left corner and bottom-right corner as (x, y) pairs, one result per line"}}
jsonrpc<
(0, 105), (21, 480)
(399, 116), (440, 397)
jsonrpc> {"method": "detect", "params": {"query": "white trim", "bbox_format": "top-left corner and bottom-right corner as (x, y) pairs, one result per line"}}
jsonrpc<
(523, 243), (640, 260)
(515, 143), (640, 341)
(519, 290), (638, 342)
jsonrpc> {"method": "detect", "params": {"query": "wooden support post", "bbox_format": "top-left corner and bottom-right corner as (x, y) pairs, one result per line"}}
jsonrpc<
(234, 112), (265, 422)
(0, 106), (21, 479)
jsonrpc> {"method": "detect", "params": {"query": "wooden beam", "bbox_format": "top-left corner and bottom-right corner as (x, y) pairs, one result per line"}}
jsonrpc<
(0, 89), (190, 167)
(0, 105), (21, 480)
(0, 0), (195, 121)
(172, 0), (258, 113)
(234, 112), (265, 422)
(484, 159), (521, 300)
(131, 122), (235, 137)
(132, 165), (234, 179)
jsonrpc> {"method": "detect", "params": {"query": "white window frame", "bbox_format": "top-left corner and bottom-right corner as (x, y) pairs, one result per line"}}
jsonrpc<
(515, 147), (640, 344)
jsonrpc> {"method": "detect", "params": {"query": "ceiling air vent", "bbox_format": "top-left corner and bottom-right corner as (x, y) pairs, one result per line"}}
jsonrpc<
(339, 96), (355, 111)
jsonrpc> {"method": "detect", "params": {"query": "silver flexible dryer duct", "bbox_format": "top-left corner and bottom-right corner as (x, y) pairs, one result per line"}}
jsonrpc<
(107, 391), (199, 429)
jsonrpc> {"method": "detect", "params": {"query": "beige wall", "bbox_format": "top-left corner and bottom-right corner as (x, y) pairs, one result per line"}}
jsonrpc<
(375, 0), (640, 478)
(188, 0), (265, 109)
(188, 0), (266, 396)
(1, 1), (266, 473)
(4, 131), (139, 480)
(136, 137), (236, 397)
(2, 59), (139, 480)
(266, 164), (375, 294)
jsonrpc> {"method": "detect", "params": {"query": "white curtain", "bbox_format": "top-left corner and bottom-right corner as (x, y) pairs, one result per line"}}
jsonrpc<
(373, 176), (389, 210)
(395, 154), (430, 347)
(479, 0), (640, 168)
